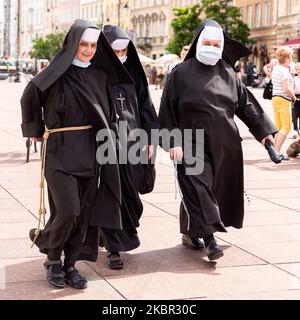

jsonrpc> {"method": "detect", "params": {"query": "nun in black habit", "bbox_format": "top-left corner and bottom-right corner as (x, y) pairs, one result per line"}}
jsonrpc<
(159, 19), (277, 261)
(21, 19), (130, 288)
(92, 25), (159, 269)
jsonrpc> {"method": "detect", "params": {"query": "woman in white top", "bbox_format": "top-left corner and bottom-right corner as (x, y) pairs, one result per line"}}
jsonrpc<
(271, 46), (296, 160)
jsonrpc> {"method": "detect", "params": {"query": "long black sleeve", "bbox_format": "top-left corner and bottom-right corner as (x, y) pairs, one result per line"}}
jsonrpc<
(20, 82), (45, 138)
(235, 77), (277, 142)
(158, 70), (181, 150)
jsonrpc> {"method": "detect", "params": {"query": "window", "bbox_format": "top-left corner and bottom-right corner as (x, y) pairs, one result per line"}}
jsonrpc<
(247, 5), (252, 28)
(264, 1), (270, 26)
(255, 4), (261, 28)
(240, 7), (244, 21)
(287, 0), (292, 15)
(160, 18), (166, 35)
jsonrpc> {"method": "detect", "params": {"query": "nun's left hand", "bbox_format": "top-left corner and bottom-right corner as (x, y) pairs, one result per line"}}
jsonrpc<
(261, 135), (275, 146)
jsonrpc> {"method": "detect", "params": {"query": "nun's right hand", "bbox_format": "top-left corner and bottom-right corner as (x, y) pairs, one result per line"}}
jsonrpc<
(170, 147), (183, 162)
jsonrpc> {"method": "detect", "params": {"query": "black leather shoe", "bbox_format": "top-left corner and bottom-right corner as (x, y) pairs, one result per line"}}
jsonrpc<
(62, 266), (87, 289)
(182, 234), (204, 250)
(265, 140), (281, 164)
(107, 251), (123, 270)
(43, 259), (65, 288)
(99, 235), (105, 248)
(205, 240), (224, 261)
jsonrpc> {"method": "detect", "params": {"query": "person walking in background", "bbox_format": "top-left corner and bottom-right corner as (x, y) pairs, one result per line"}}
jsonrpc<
(246, 61), (254, 86)
(150, 65), (157, 86)
(271, 46), (296, 159)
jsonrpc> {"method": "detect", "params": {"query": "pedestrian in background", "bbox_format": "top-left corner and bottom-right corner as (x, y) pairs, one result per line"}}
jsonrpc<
(271, 46), (296, 159)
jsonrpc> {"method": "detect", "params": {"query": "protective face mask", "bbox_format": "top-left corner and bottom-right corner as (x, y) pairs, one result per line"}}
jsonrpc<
(196, 45), (222, 66)
(118, 55), (128, 64)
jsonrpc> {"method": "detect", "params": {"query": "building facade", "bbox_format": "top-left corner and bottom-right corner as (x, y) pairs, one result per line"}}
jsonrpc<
(44, 0), (60, 35)
(80, 0), (104, 26)
(234, 0), (278, 72)
(276, 0), (300, 61)
(0, 0), (4, 57)
(21, 0), (45, 57)
(130, 0), (169, 59)
(104, 0), (131, 32)
(58, 0), (80, 32)
(5, 0), (299, 64)
(234, 0), (300, 71)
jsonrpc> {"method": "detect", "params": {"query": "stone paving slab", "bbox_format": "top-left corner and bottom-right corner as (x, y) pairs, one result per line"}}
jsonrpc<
(275, 263), (300, 278)
(0, 208), (34, 223)
(243, 210), (300, 226)
(102, 265), (300, 300)
(219, 224), (300, 245)
(248, 187), (300, 199)
(0, 238), (42, 259)
(0, 222), (37, 239)
(0, 279), (124, 300)
(238, 241), (300, 264)
(192, 289), (300, 300)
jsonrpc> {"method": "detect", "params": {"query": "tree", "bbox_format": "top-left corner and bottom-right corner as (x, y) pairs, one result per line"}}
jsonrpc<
(167, 1), (251, 55)
(166, 5), (204, 56)
(30, 33), (65, 61)
(203, 0), (250, 45)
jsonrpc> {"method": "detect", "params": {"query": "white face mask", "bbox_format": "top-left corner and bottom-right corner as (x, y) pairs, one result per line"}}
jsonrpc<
(119, 55), (127, 64)
(196, 45), (222, 66)
(195, 26), (224, 66)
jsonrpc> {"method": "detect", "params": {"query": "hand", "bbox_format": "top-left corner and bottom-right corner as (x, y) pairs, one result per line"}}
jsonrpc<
(148, 145), (153, 160)
(261, 135), (275, 146)
(169, 147), (183, 162)
(31, 137), (42, 142)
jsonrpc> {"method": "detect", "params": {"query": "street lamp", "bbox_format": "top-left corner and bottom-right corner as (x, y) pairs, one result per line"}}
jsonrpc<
(117, 1), (129, 27)
(14, 0), (21, 82)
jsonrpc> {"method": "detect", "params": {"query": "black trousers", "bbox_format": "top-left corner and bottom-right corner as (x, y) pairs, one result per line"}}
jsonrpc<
(38, 170), (97, 265)
(292, 99), (300, 131)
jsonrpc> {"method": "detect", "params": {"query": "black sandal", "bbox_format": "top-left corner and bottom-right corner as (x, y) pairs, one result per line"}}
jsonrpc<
(107, 251), (124, 270)
(62, 266), (88, 289)
(43, 259), (65, 288)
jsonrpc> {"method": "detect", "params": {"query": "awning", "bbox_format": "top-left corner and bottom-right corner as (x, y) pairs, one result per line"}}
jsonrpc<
(280, 38), (300, 49)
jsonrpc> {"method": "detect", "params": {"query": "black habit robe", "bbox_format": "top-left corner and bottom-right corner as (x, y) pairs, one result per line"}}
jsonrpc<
(159, 19), (277, 238)
(93, 25), (160, 252)
(21, 19), (130, 262)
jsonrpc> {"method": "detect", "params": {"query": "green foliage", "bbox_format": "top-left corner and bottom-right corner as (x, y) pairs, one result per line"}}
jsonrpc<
(167, 0), (251, 55)
(202, 0), (250, 45)
(30, 33), (66, 61)
(166, 5), (203, 56)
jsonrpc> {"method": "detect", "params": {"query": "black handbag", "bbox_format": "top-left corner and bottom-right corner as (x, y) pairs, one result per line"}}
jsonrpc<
(138, 163), (156, 195)
(263, 80), (273, 100)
